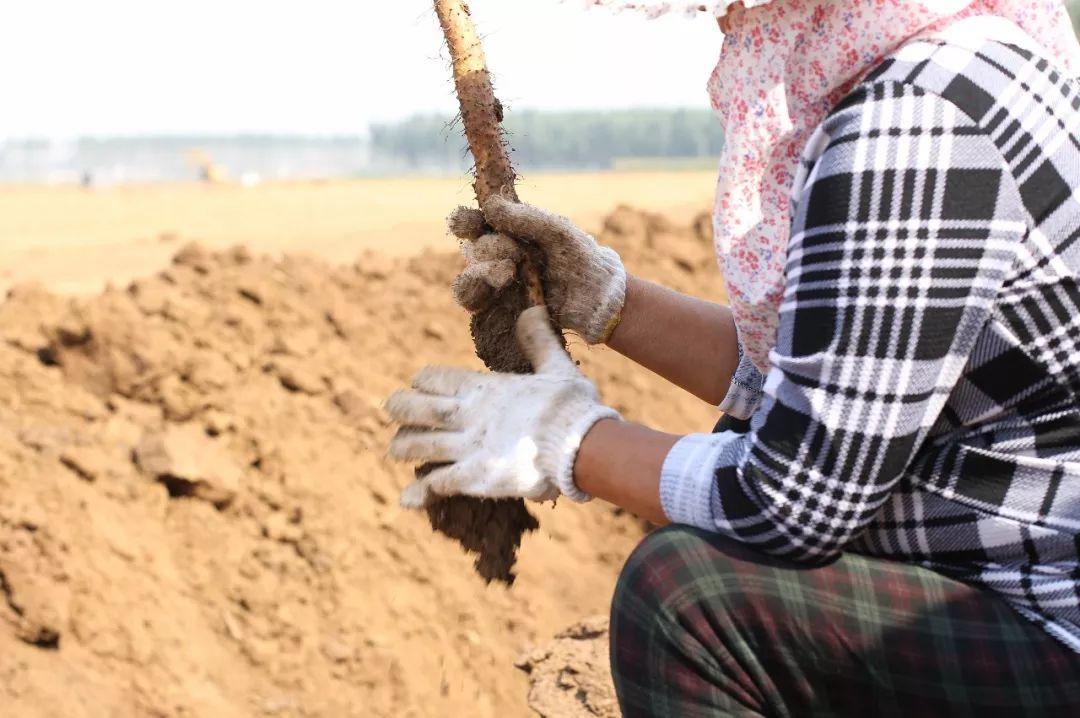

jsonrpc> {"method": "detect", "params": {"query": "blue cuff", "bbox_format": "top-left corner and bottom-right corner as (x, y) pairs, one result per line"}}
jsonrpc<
(659, 432), (741, 530)
(718, 345), (765, 420)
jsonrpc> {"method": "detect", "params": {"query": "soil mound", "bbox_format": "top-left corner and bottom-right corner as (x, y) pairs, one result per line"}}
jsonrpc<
(0, 206), (721, 716)
(517, 616), (617, 718)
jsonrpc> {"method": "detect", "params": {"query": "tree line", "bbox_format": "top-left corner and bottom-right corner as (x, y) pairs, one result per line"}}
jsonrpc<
(368, 109), (725, 172)
(372, 6), (1080, 174)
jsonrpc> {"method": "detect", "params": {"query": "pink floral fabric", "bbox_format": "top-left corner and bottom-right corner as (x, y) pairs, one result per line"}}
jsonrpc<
(588, 0), (1080, 372)
(577, 1), (770, 20)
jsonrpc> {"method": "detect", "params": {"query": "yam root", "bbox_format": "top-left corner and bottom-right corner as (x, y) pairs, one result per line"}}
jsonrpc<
(428, 0), (565, 584)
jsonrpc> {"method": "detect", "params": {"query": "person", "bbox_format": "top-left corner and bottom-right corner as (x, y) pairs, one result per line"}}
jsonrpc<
(387, 1), (1080, 714)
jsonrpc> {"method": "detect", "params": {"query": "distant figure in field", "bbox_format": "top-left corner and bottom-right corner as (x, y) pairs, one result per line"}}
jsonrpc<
(186, 149), (227, 184)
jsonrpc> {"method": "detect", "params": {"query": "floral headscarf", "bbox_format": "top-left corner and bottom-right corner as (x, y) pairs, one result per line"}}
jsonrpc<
(577, 0), (772, 20)
(583, 0), (1080, 372)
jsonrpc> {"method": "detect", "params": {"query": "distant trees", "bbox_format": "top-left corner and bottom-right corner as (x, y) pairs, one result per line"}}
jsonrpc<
(375, 7), (1080, 174)
(368, 109), (725, 173)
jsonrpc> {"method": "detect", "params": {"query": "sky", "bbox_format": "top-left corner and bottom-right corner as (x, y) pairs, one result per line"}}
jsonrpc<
(0, 0), (721, 139)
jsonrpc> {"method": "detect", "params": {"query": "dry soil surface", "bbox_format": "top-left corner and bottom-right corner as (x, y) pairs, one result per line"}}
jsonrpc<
(0, 203), (723, 717)
(0, 172), (717, 295)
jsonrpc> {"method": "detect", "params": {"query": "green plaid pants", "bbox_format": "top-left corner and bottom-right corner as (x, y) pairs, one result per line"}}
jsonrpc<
(610, 525), (1080, 717)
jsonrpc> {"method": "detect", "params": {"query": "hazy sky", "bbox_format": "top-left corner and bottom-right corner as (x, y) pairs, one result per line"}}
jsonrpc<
(0, 1), (721, 139)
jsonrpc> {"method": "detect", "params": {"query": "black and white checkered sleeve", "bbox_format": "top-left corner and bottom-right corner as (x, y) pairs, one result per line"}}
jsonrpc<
(660, 81), (1028, 563)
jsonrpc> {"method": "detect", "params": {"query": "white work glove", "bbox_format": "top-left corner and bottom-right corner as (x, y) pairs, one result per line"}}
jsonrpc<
(387, 305), (620, 507)
(449, 195), (627, 345)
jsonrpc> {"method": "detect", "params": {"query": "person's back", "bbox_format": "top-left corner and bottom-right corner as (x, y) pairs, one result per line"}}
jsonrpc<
(837, 33), (1080, 651)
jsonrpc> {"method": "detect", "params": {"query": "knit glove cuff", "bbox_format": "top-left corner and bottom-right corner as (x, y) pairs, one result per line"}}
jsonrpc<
(536, 397), (622, 503)
(566, 245), (627, 345)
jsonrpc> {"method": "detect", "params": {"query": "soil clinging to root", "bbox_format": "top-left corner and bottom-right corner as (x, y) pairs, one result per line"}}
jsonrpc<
(425, 496), (539, 585)
(425, 277), (539, 585)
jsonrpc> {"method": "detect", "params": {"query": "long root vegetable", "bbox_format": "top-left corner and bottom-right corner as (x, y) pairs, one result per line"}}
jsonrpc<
(426, 0), (566, 584)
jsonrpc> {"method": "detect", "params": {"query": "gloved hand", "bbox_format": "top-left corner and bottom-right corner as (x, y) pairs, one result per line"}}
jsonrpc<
(449, 195), (627, 345)
(387, 305), (621, 507)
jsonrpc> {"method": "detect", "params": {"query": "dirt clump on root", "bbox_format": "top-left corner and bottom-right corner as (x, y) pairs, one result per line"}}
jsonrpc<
(0, 205), (720, 716)
(426, 277), (539, 585)
(424, 495), (539, 585)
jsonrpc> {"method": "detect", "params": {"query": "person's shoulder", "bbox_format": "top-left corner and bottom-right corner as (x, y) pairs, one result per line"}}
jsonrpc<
(849, 35), (1066, 129)
(791, 38), (1034, 223)
(796, 71), (976, 190)
(804, 36), (1023, 166)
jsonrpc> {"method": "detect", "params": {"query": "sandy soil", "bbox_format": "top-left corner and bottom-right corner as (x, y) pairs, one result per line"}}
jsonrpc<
(0, 178), (726, 717)
(0, 171), (717, 295)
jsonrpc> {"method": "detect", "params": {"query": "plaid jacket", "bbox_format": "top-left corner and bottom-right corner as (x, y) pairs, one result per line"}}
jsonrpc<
(661, 36), (1080, 652)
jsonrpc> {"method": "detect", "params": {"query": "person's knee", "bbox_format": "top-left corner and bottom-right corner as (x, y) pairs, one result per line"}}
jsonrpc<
(610, 526), (822, 716)
(610, 526), (704, 692)
(610, 524), (789, 663)
(613, 524), (756, 618)
(610, 525), (760, 708)
(614, 525), (711, 617)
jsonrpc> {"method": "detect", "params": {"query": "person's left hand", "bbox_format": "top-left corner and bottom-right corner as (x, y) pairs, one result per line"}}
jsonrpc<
(386, 305), (620, 508)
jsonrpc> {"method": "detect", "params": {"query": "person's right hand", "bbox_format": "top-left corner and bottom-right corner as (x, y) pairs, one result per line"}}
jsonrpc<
(448, 195), (627, 345)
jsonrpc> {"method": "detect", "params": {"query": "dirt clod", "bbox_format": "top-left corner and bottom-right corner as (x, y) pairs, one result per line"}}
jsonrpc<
(518, 616), (617, 718)
(134, 423), (243, 508)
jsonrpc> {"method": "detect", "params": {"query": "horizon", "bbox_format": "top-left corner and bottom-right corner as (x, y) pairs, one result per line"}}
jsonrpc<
(0, 105), (718, 143)
(0, 107), (723, 183)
